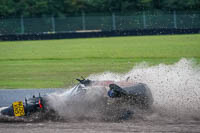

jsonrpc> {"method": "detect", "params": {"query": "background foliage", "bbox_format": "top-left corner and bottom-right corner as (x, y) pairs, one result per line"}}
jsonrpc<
(0, 0), (200, 17)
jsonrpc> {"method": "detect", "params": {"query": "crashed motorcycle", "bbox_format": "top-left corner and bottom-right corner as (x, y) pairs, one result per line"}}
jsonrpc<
(0, 78), (153, 119)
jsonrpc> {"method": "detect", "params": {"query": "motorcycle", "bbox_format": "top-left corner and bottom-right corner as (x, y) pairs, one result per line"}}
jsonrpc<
(0, 77), (153, 119)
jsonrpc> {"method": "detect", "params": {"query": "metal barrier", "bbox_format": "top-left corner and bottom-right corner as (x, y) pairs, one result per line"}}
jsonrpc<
(0, 11), (200, 35)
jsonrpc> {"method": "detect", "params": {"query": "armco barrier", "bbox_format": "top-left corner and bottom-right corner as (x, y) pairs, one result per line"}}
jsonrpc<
(0, 28), (200, 41)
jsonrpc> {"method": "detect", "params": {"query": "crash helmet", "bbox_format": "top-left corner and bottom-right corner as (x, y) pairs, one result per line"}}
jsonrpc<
(108, 89), (119, 98)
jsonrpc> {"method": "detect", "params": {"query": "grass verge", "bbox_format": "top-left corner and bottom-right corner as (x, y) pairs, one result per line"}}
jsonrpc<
(0, 34), (199, 88)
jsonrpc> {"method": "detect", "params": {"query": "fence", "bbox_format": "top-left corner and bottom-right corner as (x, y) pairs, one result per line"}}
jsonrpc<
(0, 10), (200, 35)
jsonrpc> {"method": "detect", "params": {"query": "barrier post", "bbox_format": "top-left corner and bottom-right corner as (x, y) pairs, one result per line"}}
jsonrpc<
(20, 15), (24, 34)
(82, 11), (86, 30)
(173, 10), (177, 29)
(143, 11), (146, 29)
(112, 12), (116, 30)
(51, 16), (55, 32)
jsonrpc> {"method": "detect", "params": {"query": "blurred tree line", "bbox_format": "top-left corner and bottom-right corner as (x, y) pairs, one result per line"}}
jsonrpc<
(0, 0), (200, 17)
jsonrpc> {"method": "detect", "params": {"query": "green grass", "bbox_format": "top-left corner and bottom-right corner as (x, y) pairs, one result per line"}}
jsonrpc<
(0, 34), (200, 89)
